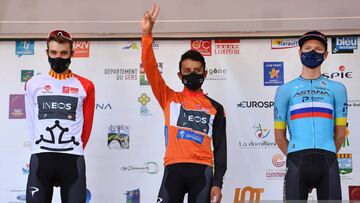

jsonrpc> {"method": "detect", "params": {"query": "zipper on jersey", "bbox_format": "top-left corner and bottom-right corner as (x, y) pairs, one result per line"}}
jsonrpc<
(311, 80), (316, 148)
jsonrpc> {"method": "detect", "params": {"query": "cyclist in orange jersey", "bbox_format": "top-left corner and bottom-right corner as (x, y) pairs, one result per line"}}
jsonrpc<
(141, 5), (227, 203)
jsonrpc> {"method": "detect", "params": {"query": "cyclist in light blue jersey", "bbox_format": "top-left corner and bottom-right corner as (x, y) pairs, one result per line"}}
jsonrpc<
(274, 30), (348, 200)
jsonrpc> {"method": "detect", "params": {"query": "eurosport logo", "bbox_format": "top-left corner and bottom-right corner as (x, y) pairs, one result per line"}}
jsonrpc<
(271, 38), (298, 49)
(191, 40), (212, 56)
(322, 65), (352, 79)
(237, 101), (274, 108)
(332, 36), (358, 54)
(272, 154), (285, 167)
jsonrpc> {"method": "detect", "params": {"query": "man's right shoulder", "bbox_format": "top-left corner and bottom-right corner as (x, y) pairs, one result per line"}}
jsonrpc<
(25, 74), (45, 90)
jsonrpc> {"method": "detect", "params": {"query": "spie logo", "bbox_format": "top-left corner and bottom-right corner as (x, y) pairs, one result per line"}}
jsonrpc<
(191, 40), (212, 56)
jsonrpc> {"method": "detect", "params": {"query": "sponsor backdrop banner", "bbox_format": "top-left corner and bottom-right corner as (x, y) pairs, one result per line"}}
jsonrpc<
(0, 36), (359, 202)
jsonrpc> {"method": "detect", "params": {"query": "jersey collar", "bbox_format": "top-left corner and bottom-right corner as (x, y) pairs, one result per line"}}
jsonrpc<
(183, 87), (205, 97)
(299, 75), (323, 82)
(48, 69), (74, 80)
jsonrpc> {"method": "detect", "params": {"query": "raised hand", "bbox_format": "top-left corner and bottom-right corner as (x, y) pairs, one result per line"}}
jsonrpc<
(141, 4), (160, 35)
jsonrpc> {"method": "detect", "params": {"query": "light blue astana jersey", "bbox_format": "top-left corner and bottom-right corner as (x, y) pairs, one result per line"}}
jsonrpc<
(274, 76), (348, 153)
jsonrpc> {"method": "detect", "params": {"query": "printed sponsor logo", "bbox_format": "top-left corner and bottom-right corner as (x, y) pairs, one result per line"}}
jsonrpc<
(140, 62), (163, 85)
(86, 188), (91, 203)
(338, 153), (352, 175)
(191, 40), (212, 56)
(138, 93), (152, 117)
(108, 125), (129, 149)
(37, 96), (78, 121)
(9, 94), (26, 119)
(177, 106), (211, 134)
(16, 40), (35, 57)
(22, 163), (30, 175)
(123, 41), (139, 50)
(349, 186), (360, 200)
(104, 68), (138, 80)
(348, 100), (360, 108)
(96, 103), (112, 110)
(73, 41), (90, 58)
(125, 189), (140, 203)
(121, 162), (159, 174)
(21, 70), (34, 82)
(271, 38), (298, 49)
(237, 101), (274, 108)
(332, 36), (358, 54)
(62, 86), (79, 94)
(263, 62), (284, 86)
(239, 123), (277, 149)
(214, 39), (240, 55)
(234, 186), (264, 202)
(206, 67), (227, 80)
(322, 65), (352, 79)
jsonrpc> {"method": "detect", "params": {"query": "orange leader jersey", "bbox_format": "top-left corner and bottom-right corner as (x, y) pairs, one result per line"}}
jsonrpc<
(142, 34), (227, 188)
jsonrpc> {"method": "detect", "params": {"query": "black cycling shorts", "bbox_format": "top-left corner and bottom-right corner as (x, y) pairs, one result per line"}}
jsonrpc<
(284, 149), (341, 200)
(26, 152), (86, 203)
(157, 163), (213, 203)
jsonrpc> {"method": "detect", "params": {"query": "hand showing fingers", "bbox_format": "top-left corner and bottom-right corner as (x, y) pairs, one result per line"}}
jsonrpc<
(141, 4), (160, 35)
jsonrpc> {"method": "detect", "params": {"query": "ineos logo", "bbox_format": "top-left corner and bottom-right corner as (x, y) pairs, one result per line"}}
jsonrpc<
(188, 115), (208, 124)
(42, 102), (71, 110)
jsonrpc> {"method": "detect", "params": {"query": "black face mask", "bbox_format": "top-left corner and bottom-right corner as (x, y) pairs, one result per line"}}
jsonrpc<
(300, 50), (325, 69)
(181, 72), (205, 91)
(48, 57), (71, 73)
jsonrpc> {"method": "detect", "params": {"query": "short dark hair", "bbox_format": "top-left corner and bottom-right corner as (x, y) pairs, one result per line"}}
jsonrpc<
(46, 35), (73, 52)
(179, 50), (206, 72)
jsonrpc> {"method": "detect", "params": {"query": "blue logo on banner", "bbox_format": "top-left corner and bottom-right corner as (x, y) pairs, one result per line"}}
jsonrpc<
(264, 62), (284, 86)
(86, 188), (91, 203)
(125, 189), (140, 203)
(16, 40), (35, 57)
(177, 129), (204, 144)
(335, 37), (358, 50)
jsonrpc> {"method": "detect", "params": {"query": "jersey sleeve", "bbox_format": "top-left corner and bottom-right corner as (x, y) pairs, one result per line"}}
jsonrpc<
(274, 85), (289, 130)
(333, 83), (348, 126)
(210, 101), (227, 188)
(25, 79), (36, 142)
(141, 34), (175, 109)
(75, 75), (95, 149)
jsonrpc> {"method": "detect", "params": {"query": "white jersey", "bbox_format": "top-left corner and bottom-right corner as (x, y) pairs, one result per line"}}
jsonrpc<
(25, 70), (95, 155)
